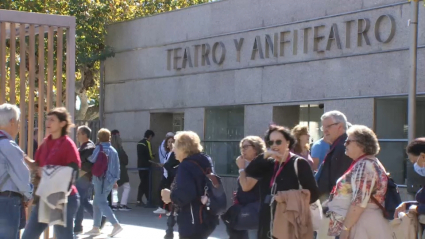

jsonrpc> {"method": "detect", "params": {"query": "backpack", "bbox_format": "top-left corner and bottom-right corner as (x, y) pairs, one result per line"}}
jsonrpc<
(372, 176), (402, 220)
(92, 144), (109, 178)
(188, 160), (227, 216)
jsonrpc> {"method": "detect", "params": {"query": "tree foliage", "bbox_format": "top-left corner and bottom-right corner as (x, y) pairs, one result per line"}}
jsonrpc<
(0, 0), (212, 119)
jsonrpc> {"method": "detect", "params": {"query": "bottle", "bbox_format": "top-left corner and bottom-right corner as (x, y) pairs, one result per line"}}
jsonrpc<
(112, 188), (119, 206)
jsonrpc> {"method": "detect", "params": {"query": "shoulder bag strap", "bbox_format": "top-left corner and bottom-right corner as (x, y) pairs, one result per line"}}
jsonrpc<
(293, 156), (302, 190)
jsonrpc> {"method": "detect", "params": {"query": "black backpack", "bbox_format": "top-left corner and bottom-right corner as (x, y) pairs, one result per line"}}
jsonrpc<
(372, 176), (402, 220)
(188, 160), (227, 216)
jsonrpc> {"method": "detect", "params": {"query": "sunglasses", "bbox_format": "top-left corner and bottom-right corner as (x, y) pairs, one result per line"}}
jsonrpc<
(344, 139), (357, 146)
(267, 140), (283, 147)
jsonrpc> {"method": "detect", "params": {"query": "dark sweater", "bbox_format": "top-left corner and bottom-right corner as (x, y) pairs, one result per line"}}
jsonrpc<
(316, 133), (352, 196)
(245, 154), (319, 239)
(79, 140), (96, 180)
(117, 146), (129, 186)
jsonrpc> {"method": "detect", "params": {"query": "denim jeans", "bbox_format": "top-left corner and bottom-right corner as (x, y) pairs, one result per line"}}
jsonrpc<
(0, 195), (22, 239)
(92, 177), (118, 227)
(22, 193), (80, 239)
(74, 176), (93, 231)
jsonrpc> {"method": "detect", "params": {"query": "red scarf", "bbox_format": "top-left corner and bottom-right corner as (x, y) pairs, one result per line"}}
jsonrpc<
(36, 135), (67, 166)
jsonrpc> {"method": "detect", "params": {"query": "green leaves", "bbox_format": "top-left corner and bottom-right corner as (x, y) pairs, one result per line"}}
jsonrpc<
(0, 0), (212, 110)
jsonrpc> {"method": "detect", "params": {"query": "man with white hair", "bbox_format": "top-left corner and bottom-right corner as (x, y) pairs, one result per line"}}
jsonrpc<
(0, 103), (33, 239)
(316, 110), (352, 198)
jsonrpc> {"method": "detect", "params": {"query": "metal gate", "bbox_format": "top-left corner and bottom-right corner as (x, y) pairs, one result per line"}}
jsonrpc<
(0, 9), (76, 239)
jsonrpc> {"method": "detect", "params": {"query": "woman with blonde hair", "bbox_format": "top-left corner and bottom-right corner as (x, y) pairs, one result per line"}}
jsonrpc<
(161, 131), (218, 239)
(291, 124), (314, 167)
(85, 128), (122, 237)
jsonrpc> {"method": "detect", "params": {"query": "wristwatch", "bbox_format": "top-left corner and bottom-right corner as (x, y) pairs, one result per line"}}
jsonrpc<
(238, 169), (244, 174)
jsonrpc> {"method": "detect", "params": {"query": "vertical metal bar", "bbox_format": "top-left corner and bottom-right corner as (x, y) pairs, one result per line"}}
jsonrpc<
(0, 22), (6, 103)
(19, 24), (26, 149)
(99, 61), (104, 127)
(10, 23), (16, 104)
(408, 0), (419, 143)
(27, 25), (35, 158)
(56, 27), (63, 107)
(38, 26), (45, 141)
(47, 26), (54, 111)
(66, 25), (76, 139)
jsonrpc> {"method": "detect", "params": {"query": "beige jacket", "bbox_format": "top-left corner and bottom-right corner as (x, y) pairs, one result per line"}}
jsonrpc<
(273, 189), (314, 239)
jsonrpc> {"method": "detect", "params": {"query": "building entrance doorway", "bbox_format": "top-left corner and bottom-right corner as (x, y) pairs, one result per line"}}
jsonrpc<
(149, 112), (184, 205)
(273, 104), (324, 144)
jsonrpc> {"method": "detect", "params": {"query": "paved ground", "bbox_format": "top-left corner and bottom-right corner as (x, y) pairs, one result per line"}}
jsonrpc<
(38, 205), (227, 239)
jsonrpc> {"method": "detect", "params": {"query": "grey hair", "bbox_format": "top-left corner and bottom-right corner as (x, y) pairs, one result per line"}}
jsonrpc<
(321, 110), (348, 130)
(347, 125), (380, 155)
(77, 125), (91, 138)
(0, 103), (20, 127)
(240, 136), (267, 155)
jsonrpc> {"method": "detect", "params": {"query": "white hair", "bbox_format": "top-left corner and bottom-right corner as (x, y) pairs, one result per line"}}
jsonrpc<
(0, 103), (20, 127)
(321, 110), (348, 130)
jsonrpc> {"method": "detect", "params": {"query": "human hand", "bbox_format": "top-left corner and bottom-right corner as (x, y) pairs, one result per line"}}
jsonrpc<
(236, 156), (245, 169)
(339, 230), (349, 239)
(408, 205), (418, 214)
(264, 150), (284, 161)
(161, 189), (171, 204)
(394, 203), (406, 218)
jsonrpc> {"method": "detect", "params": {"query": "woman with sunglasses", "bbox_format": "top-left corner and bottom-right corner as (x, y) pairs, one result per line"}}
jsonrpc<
(326, 125), (390, 239)
(243, 124), (319, 239)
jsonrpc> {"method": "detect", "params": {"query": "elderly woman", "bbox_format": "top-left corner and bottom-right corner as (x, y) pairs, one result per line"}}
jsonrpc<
(326, 125), (390, 239)
(161, 131), (218, 239)
(244, 125), (319, 239)
(85, 129), (122, 237)
(291, 124), (314, 167)
(222, 136), (266, 239)
(394, 138), (425, 232)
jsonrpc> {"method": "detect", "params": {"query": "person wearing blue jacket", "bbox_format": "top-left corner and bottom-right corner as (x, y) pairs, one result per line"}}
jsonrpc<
(161, 131), (218, 239)
(85, 128), (122, 237)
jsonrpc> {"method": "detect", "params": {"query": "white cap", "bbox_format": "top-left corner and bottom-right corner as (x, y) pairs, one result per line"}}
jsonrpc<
(165, 132), (174, 137)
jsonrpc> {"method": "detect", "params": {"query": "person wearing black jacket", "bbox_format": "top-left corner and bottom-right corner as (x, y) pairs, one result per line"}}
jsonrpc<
(111, 130), (131, 211)
(316, 111), (352, 199)
(163, 151), (180, 239)
(244, 125), (319, 239)
(137, 130), (155, 207)
(161, 131), (218, 239)
(74, 126), (96, 234)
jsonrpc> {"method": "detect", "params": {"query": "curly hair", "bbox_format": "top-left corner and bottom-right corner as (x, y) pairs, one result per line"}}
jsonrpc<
(264, 124), (296, 149)
(174, 131), (203, 156)
(291, 124), (310, 154)
(347, 125), (380, 155)
(47, 107), (74, 137)
(240, 136), (266, 155)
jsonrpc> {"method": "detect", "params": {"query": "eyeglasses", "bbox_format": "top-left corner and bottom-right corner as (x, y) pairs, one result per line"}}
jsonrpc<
(344, 139), (358, 146)
(241, 144), (253, 150)
(267, 140), (283, 147)
(320, 123), (339, 131)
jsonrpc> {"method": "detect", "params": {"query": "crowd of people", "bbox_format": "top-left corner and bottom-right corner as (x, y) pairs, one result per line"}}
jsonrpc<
(1, 102), (425, 239)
